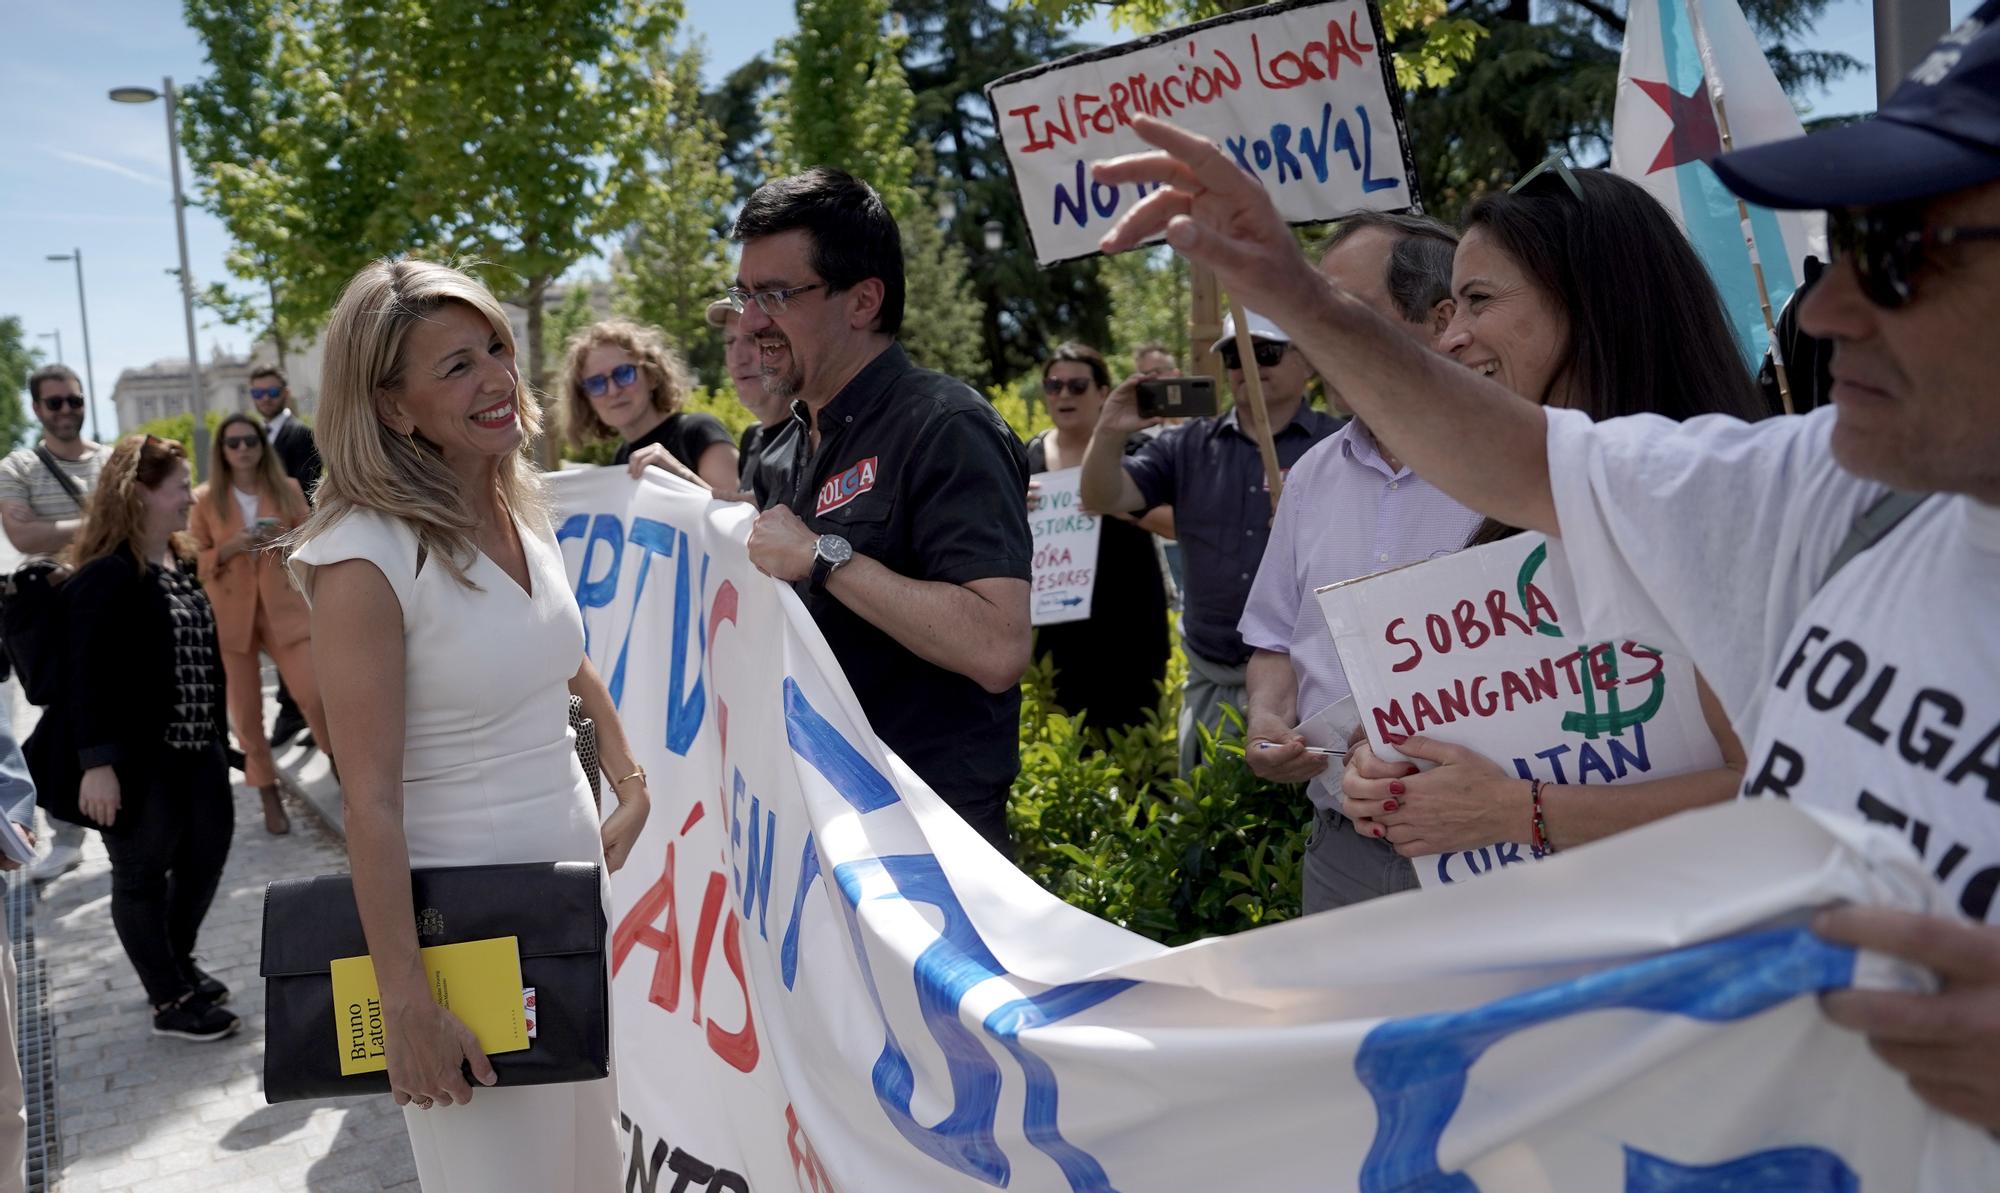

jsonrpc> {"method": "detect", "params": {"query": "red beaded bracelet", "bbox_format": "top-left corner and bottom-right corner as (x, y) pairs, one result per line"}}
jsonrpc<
(1530, 779), (1556, 857)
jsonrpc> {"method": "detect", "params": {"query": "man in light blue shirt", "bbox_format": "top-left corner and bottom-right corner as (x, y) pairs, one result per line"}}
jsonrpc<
(1239, 212), (1483, 912)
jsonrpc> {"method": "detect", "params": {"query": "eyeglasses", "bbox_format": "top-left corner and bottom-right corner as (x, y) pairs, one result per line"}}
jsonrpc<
(1218, 340), (1288, 370)
(1042, 376), (1095, 398)
(222, 435), (262, 450)
(580, 363), (640, 397)
(725, 282), (825, 317)
(1510, 155), (1585, 202)
(249, 386), (284, 401)
(1828, 205), (2000, 310)
(39, 396), (84, 412)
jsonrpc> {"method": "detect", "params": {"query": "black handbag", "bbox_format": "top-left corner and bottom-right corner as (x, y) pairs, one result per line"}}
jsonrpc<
(259, 861), (609, 1104)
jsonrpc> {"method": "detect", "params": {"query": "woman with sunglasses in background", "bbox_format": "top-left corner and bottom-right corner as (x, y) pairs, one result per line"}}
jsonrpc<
(190, 412), (328, 835)
(1025, 343), (1172, 739)
(562, 318), (739, 492)
(57, 435), (240, 1041)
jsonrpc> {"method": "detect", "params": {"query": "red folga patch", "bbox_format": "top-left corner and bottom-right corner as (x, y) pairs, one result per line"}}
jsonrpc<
(815, 456), (880, 515)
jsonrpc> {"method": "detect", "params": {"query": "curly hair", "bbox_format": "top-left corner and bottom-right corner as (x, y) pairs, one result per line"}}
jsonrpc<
(561, 318), (694, 449)
(66, 435), (195, 571)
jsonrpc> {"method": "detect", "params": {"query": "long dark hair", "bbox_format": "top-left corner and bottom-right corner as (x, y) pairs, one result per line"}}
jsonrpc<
(1464, 167), (1764, 545)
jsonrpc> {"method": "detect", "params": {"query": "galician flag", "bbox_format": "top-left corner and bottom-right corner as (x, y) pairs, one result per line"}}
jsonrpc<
(1613, 0), (1827, 369)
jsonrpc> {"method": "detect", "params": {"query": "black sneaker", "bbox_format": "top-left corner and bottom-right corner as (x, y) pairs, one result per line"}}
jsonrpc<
(181, 960), (229, 1006)
(152, 994), (240, 1042)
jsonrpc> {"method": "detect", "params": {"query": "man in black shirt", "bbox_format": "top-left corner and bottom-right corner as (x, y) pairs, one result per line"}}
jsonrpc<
(735, 169), (1032, 856)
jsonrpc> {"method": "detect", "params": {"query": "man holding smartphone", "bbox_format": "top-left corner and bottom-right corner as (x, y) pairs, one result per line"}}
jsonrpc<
(1080, 309), (1338, 777)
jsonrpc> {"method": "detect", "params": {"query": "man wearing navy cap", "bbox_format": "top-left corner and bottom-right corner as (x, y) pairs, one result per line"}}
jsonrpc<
(1087, 0), (2000, 1130)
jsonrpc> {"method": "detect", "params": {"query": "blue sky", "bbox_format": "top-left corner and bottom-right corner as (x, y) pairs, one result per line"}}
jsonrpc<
(0, 0), (1974, 438)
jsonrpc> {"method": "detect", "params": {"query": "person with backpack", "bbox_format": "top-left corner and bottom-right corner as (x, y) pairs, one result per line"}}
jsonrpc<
(0, 364), (105, 883)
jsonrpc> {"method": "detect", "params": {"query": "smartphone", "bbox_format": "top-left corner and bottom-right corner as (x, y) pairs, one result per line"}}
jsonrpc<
(1136, 375), (1218, 419)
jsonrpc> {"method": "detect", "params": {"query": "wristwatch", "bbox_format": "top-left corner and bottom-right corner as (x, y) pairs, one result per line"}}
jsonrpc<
(808, 534), (853, 594)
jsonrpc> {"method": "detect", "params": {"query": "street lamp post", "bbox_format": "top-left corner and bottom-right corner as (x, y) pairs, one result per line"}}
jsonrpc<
(45, 250), (101, 442)
(111, 78), (207, 470)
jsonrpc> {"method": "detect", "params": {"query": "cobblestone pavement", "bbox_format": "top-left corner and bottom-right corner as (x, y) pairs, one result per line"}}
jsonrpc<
(31, 743), (419, 1191)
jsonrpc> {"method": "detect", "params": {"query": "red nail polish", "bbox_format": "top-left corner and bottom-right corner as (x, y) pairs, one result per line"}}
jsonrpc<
(1373, 826), (1385, 838)
(1389, 780), (1405, 796)
(1383, 799), (1399, 813)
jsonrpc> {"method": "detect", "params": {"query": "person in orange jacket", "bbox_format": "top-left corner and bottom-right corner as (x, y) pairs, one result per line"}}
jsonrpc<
(190, 412), (328, 834)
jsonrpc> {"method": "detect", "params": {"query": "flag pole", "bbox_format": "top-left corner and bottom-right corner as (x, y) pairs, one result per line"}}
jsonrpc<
(1683, 0), (1795, 413)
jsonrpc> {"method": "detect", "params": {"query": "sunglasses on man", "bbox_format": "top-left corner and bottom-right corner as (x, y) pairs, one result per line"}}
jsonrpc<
(39, 395), (84, 412)
(1042, 376), (1096, 398)
(249, 385), (284, 401)
(1827, 205), (2000, 310)
(1218, 340), (1287, 371)
(580, 363), (640, 397)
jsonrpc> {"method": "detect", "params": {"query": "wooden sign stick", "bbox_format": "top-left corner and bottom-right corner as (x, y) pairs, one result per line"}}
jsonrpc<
(1226, 297), (1285, 513)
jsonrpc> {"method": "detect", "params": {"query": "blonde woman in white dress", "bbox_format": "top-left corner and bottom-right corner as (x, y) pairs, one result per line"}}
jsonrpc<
(289, 259), (650, 1191)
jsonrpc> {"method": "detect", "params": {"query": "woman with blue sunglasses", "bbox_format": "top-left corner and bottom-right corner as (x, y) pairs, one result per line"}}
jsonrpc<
(561, 319), (739, 492)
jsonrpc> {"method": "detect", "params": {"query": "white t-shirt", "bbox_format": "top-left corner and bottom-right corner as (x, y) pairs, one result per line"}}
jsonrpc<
(233, 486), (260, 527)
(1545, 405), (2000, 922)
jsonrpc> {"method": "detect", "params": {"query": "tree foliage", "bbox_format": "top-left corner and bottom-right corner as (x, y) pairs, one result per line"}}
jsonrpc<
(768, 0), (920, 207)
(615, 37), (738, 382)
(180, 0), (685, 462)
(1101, 246), (1190, 369)
(1397, 0), (1859, 218)
(898, 184), (991, 381)
(899, 0), (1113, 384)
(0, 318), (41, 452)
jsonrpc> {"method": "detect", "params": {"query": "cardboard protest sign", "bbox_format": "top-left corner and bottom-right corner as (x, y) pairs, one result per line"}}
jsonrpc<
(985, 0), (1420, 265)
(1029, 466), (1102, 626)
(1316, 532), (1723, 887)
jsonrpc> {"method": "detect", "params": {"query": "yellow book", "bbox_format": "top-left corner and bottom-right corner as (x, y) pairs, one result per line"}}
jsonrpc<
(331, 936), (531, 1077)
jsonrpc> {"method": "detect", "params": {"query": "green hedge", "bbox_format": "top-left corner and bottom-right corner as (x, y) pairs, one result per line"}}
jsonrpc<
(1010, 640), (1310, 947)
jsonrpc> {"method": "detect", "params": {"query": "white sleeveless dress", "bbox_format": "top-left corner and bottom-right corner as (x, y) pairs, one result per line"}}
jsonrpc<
(292, 508), (620, 1192)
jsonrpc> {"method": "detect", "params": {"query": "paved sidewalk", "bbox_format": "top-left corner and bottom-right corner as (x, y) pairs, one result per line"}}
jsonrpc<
(26, 682), (419, 1192)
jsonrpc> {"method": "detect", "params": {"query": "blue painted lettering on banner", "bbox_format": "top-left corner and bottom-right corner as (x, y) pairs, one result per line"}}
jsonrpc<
(1051, 159), (1163, 229)
(1510, 722), (1655, 785)
(1354, 927), (1857, 1191)
(830, 855), (1134, 1191)
(1624, 1144), (1858, 1192)
(779, 833), (823, 992)
(569, 513), (624, 655)
(558, 511), (708, 755)
(780, 684), (1132, 1188)
(783, 679), (900, 813)
(730, 768), (777, 941)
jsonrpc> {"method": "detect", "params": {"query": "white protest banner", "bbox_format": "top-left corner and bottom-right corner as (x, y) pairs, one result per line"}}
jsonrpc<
(984, 0), (1419, 265)
(1316, 532), (1723, 887)
(550, 466), (1996, 1192)
(1029, 466), (1101, 626)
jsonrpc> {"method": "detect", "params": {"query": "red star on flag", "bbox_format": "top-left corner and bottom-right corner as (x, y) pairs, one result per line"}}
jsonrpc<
(1633, 77), (1723, 174)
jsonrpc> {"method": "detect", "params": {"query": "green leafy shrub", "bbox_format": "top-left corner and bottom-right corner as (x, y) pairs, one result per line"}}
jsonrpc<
(1010, 644), (1310, 947)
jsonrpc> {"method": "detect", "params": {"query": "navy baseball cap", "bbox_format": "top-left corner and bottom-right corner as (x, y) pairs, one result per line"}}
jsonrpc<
(1711, 0), (2000, 210)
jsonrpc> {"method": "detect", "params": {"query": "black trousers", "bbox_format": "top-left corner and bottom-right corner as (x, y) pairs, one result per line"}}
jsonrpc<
(938, 786), (1016, 863)
(99, 743), (235, 1006)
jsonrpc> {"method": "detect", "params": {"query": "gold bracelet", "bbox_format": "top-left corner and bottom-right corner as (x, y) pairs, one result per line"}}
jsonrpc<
(612, 767), (647, 790)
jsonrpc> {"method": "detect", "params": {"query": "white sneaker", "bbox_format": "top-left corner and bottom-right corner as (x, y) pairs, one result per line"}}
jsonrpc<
(24, 842), (81, 883)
